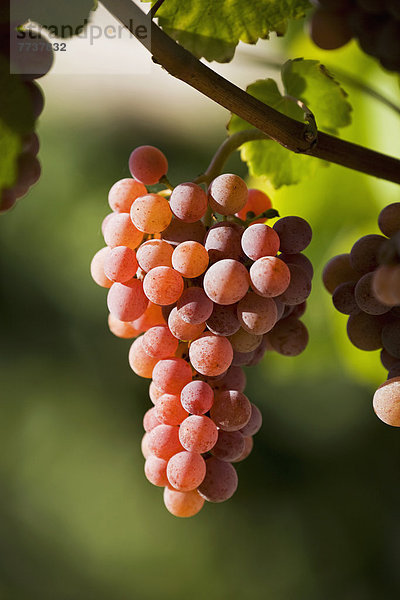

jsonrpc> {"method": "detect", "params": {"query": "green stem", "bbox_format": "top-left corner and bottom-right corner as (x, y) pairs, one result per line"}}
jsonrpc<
(194, 129), (269, 186)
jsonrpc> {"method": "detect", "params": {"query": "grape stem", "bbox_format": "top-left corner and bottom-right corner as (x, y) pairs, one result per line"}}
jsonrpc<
(100, 0), (400, 185)
(148, 0), (165, 19)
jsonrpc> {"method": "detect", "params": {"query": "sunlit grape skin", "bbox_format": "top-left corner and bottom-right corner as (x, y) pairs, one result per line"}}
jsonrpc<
(373, 377), (400, 427)
(180, 380), (214, 415)
(143, 266), (184, 306)
(179, 415), (218, 454)
(210, 390), (252, 432)
(107, 279), (148, 322)
(204, 259), (250, 305)
(108, 178), (147, 213)
(130, 194), (172, 234)
(169, 182), (208, 223)
(189, 333), (233, 376)
(90, 247), (113, 288)
(166, 451), (206, 492)
(208, 173), (248, 216)
(163, 487), (205, 518)
(129, 145), (168, 185)
(145, 456), (169, 487)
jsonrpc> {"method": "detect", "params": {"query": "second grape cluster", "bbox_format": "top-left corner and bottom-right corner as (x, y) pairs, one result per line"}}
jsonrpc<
(91, 145), (313, 517)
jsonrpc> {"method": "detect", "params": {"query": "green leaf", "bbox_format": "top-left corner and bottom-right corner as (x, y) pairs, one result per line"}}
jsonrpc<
(144, 0), (311, 62)
(282, 58), (352, 134)
(228, 60), (352, 188)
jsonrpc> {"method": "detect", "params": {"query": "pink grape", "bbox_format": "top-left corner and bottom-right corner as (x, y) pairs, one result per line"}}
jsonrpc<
(90, 247), (113, 288)
(172, 241), (209, 278)
(211, 430), (245, 462)
(166, 451), (206, 491)
(149, 381), (164, 405)
(132, 301), (166, 332)
(206, 303), (240, 337)
(169, 182), (208, 222)
(177, 287), (214, 325)
(250, 257), (291, 298)
(198, 457), (238, 502)
(204, 222), (244, 263)
(232, 436), (254, 463)
(152, 358), (192, 394)
(128, 336), (159, 378)
(236, 188), (272, 221)
(204, 259), (249, 305)
(108, 313), (140, 339)
(136, 239), (174, 272)
(277, 263), (312, 306)
(108, 178), (147, 212)
(130, 194), (172, 234)
(241, 223), (280, 260)
(208, 174), (248, 216)
(147, 424), (183, 460)
(104, 212), (144, 250)
(211, 366), (246, 392)
(141, 433), (151, 459)
(104, 246), (138, 283)
(142, 325), (178, 358)
(107, 279), (148, 321)
(163, 487), (204, 517)
(143, 266), (184, 305)
(180, 380), (214, 415)
(144, 456), (168, 487)
(373, 377), (400, 427)
(168, 307), (205, 341)
(189, 333), (233, 376)
(237, 292), (278, 335)
(210, 390), (251, 431)
(143, 407), (162, 432)
(240, 403), (262, 436)
(155, 394), (189, 426)
(129, 145), (168, 185)
(179, 415), (218, 453)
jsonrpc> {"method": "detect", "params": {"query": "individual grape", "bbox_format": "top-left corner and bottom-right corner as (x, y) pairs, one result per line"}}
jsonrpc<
(142, 325), (179, 359)
(141, 433), (151, 459)
(381, 348), (399, 371)
(180, 380), (214, 415)
(279, 253), (314, 279)
(208, 173), (248, 216)
(155, 393), (189, 426)
(24, 83), (44, 120)
(152, 357), (192, 394)
(236, 188), (272, 221)
(310, 7), (353, 50)
(179, 415), (218, 454)
(204, 259), (249, 305)
(132, 301), (166, 332)
(210, 390), (251, 432)
(103, 246), (138, 283)
(108, 178), (147, 213)
(147, 424), (183, 460)
(130, 194), (172, 234)
(204, 222), (244, 263)
(189, 333), (233, 376)
(354, 272), (391, 315)
(143, 407), (162, 433)
(143, 266), (184, 305)
(108, 313), (140, 339)
(169, 182), (208, 222)
(290, 301), (307, 319)
(128, 336), (159, 378)
(388, 364), (400, 379)
(322, 254), (359, 294)
(373, 377), (400, 427)
(237, 292), (278, 335)
(277, 264), (312, 306)
(373, 264), (400, 306)
(332, 282), (359, 315)
(10, 31), (54, 78)
(273, 216), (312, 253)
(149, 381), (164, 405)
(128, 145), (168, 185)
(212, 366), (246, 393)
(273, 298), (285, 320)
(232, 436), (254, 463)
(240, 403), (262, 436)
(163, 487), (205, 517)
(268, 316), (309, 356)
(350, 234), (387, 274)
(378, 203), (400, 238)
(104, 212), (143, 250)
(247, 335), (270, 366)
(241, 223), (280, 261)
(250, 257), (290, 298)
(166, 451), (206, 492)
(168, 307), (205, 341)
(107, 279), (148, 322)
(101, 213), (114, 236)
(144, 456), (169, 487)
(206, 303), (240, 337)
(229, 328), (262, 353)
(161, 218), (206, 246)
(136, 239), (174, 272)
(198, 457), (238, 502)
(382, 320), (400, 358)
(172, 241), (209, 278)
(176, 287), (214, 325)
(231, 349), (256, 366)
(211, 430), (245, 462)
(347, 312), (385, 351)
(90, 247), (113, 288)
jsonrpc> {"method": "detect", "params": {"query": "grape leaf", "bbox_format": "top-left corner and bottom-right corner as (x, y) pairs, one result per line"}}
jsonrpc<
(228, 59), (352, 188)
(142, 0), (311, 63)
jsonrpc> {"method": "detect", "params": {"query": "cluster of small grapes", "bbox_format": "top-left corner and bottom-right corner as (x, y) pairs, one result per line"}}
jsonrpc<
(91, 145), (313, 517)
(322, 202), (400, 427)
(0, 20), (54, 213)
(310, 0), (400, 73)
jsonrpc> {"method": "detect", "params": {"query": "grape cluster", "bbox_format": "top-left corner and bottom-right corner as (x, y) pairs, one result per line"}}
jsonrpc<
(323, 203), (400, 427)
(309, 0), (400, 73)
(0, 19), (54, 213)
(91, 145), (313, 517)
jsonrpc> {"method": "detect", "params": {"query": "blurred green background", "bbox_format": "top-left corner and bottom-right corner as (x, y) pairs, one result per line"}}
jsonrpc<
(1, 14), (400, 600)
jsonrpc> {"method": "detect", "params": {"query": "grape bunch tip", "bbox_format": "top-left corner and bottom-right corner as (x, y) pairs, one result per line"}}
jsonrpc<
(91, 143), (313, 517)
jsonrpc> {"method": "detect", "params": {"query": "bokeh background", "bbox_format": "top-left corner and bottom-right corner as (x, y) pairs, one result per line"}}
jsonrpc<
(1, 7), (400, 599)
